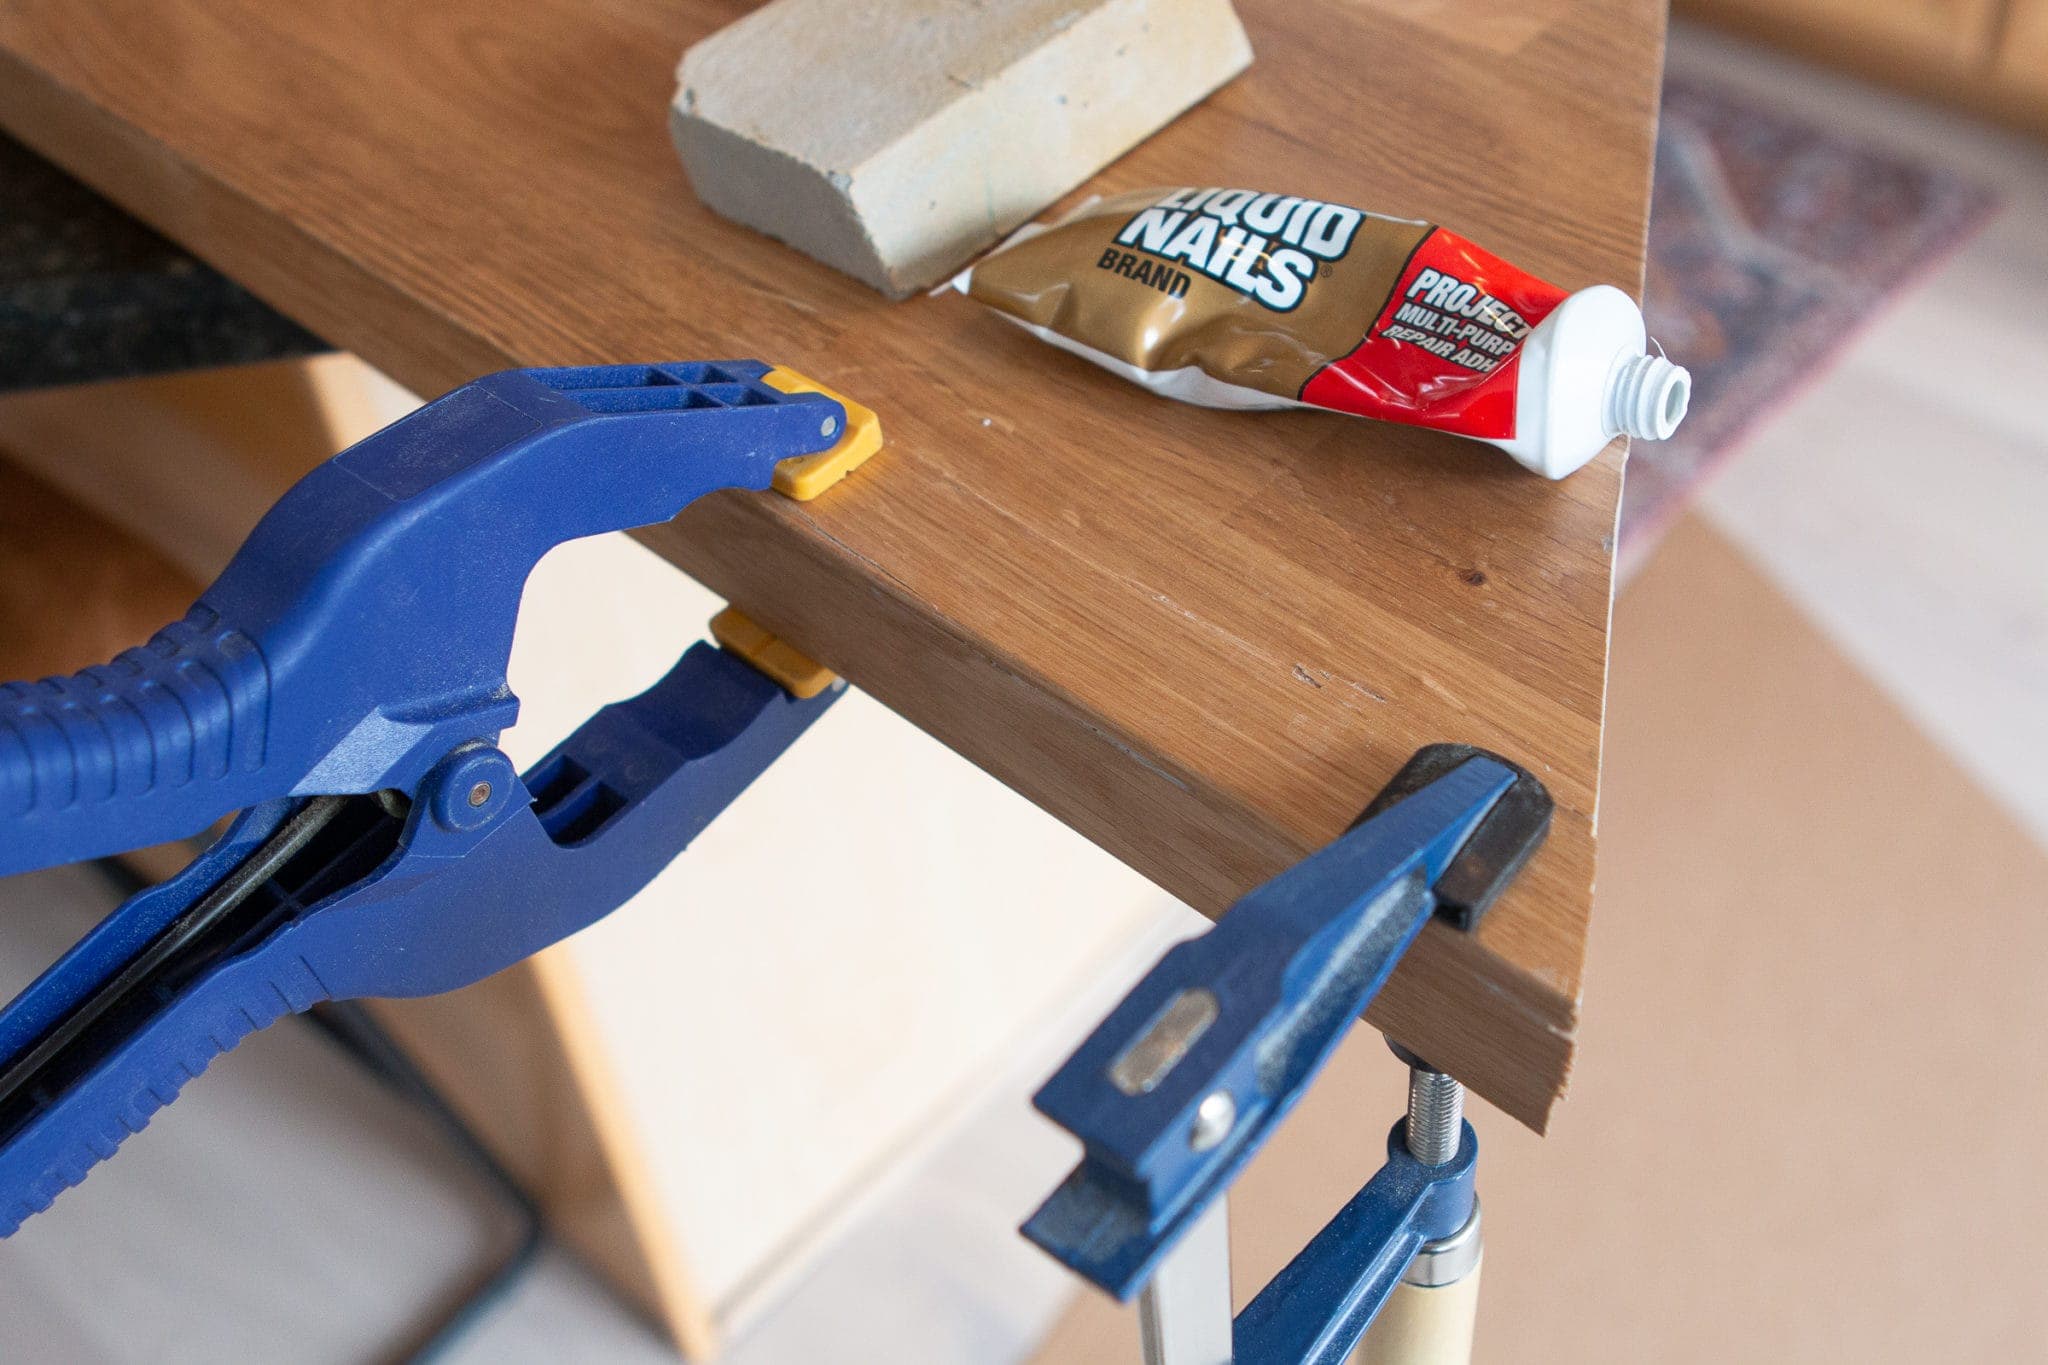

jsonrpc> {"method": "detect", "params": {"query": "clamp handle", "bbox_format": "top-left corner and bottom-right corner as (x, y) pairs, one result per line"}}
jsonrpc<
(0, 362), (845, 876)
(1232, 1120), (1478, 1365)
(0, 639), (842, 1235)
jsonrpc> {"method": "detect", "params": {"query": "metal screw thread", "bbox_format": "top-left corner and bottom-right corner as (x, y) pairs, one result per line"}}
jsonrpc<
(1405, 1067), (1464, 1166)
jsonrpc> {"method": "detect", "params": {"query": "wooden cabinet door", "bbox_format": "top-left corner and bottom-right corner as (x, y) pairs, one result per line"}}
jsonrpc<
(1682, 0), (2003, 72)
(1997, 0), (2048, 104)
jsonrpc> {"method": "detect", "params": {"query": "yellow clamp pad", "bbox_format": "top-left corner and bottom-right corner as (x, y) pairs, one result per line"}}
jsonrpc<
(761, 366), (884, 501)
(709, 606), (839, 700)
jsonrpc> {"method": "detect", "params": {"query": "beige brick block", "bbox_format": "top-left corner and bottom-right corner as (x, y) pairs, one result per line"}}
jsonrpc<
(670, 0), (1253, 297)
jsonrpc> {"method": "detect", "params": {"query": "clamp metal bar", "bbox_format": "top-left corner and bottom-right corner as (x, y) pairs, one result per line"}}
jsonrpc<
(1141, 1199), (1235, 1365)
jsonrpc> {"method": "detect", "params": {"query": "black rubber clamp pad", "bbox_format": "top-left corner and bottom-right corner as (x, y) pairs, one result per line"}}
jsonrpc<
(1350, 743), (1554, 933)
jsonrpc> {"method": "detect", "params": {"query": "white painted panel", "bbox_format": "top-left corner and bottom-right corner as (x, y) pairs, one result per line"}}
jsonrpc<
(502, 530), (1174, 1314)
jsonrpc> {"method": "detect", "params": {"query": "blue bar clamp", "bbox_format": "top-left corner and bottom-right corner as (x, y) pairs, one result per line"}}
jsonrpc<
(0, 360), (876, 1234)
(1025, 745), (1552, 1364)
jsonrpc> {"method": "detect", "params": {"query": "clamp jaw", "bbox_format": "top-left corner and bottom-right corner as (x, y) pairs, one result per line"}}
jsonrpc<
(1, 361), (868, 873)
(1024, 745), (1551, 1364)
(0, 361), (878, 1234)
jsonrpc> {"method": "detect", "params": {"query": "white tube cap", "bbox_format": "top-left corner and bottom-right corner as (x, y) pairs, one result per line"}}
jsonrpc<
(1607, 353), (1692, 442)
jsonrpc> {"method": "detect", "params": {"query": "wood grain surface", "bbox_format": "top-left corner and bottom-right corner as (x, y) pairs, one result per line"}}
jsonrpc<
(0, 0), (1668, 1129)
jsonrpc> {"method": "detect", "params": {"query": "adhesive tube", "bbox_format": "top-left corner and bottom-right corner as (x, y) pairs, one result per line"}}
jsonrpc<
(949, 187), (1689, 479)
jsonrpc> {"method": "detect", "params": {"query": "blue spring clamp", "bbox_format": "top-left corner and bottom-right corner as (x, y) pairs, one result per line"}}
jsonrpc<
(1024, 746), (1552, 1364)
(0, 360), (871, 1235)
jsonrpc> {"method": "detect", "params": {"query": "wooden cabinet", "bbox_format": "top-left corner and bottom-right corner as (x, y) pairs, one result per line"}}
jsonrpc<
(1681, 0), (2048, 136)
(1998, 0), (2048, 109)
(0, 457), (199, 681)
(1759, 0), (2001, 70)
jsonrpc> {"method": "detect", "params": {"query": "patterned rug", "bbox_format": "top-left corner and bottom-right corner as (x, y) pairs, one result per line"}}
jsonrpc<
(1626, 73), (1999, 553)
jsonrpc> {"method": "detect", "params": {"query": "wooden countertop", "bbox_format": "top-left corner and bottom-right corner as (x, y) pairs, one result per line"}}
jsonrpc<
(0, 0), (1667, 1129)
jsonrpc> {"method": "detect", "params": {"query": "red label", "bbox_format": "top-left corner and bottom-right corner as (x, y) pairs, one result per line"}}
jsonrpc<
(1299, 229), (1567, 441)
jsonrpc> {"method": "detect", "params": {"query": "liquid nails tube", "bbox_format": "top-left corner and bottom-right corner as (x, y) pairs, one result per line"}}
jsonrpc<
(951, 187), (1691, 479)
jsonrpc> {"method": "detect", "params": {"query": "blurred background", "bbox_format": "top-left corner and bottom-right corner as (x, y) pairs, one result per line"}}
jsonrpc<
(2, 9), (2045, 1364)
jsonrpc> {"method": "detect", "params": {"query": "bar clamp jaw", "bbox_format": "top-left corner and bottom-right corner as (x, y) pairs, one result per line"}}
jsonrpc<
(1024, 745), (1551, 1364)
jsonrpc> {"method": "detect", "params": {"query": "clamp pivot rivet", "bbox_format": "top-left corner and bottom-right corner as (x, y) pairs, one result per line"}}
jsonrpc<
(431, 748), (515, 833)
